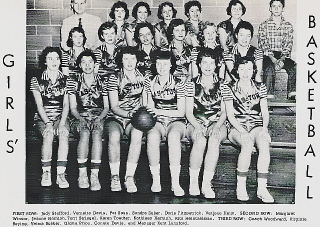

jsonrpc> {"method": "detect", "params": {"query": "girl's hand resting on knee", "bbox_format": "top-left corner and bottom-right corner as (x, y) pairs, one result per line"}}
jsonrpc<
(56, 123), (69, 137)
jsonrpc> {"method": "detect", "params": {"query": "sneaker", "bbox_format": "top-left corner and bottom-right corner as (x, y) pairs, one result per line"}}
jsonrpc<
(41, 171), (52, 187)
(202, 184), (216, 199)
(257, 188), (274, 203)
(189, 183), (200, 196)
(171, 185), (185, 197)
(78, 172), (89, 189)
(56, 173), (69, 188)
(110, 175), (122, 192)
(124, 176), (137, 193)
(90, 173), (101, 191)
(236, 186), (249, 201)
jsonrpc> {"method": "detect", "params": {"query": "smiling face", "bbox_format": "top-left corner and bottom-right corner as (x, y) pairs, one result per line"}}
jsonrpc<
(156, 59), (171, 76)
(46, 52), (60, 71)
(238, 61), (254, 81)
(114, 7), (126, 21)
(137, 6), (148, 22)
(188, 6), (201, 21)
(72, 31), (84, 47)
(173, 24), (186, 41)
(270, 1), (284, 17)
(80, 56), (95, 74)
(72, 0), (86, 15)
(200, 56), (216, 76)
(162, 5), (173, 21)
(102, 27), (116, 44)
(203, 25), (217, 44)
(236, 28), (252, 47)
(139, 26), (153, 45)
(122, 53), (137, 71)
(230, 3), (243, 19)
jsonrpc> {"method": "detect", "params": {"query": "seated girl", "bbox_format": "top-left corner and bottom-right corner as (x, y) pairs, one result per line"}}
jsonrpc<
(185, 48), (227, 198)
(144, 50), (187, 196)
(106, 46), (146, 193)
(30, 47), (69, 188)
(67, 50), (109, 191)
(222, 57), (274, 203)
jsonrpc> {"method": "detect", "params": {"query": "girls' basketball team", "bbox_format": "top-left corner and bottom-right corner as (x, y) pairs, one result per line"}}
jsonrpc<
(31, 0), (289, 203)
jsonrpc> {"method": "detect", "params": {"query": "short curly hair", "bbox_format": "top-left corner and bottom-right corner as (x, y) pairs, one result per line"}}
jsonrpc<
(109, 1), (129, 20)
(132, 2), (151, 20)
(167, 18), (186, 42)
(270, 0), (285, 7)
(39, 47), (62, 70)
(134, 22), (155, 44)
(150, 49), (176, 75)
(233, 21), (253, 43)
(232, 56), (257, 80)
(98, 22), (118, 42)
(66, 27), (87, 48)
(197, 21), (216, 47)
(157, 2), (177, 20)
(115, 46), (143, 69)
(184, 0), (202, 17)
(76, 49), (97, 69)
(226, 0), (246, 16)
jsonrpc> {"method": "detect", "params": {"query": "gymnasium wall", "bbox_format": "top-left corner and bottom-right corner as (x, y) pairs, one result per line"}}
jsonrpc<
(26, 0), (297, 69)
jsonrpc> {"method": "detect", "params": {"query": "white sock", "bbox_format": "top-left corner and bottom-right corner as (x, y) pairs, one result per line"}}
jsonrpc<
(150, 164), (160, 183)
(189, 167), (200, 186)
(202, 170), (214, 188)
(109, 162), (120, 176)
(56, 166), (66, 174)
(170, 165), (181, 188)
(42, 166), (51, 173)
(78, 159), (87, 175)
(125, 162), (137, 177)
(258, 177), (268, 189)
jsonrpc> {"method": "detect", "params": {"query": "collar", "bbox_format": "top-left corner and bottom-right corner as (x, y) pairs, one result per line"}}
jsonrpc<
(268, 15), (285, 24)
(41, 70), (64, 81)
(78, 73), (101, 83)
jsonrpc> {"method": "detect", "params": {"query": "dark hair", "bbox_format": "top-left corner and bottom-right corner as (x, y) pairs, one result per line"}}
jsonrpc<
(233, 21), (253, 43)
(76, 49), (97, 68)
(269, 0), (285, 7)
(115, 46), (143, 69)
(167, 18), (186, 42)
(39, 47), (62, 70)
(98, 22), (118, 42)
(198, 21), (216, 46)
(184, 0), (202, 17)
(226, 0), (246, 16)
(109, 1), (129, 20)
(132, 2), (151, 20)
(157, 2), (177, 20)
(150, 49), (176, 75)
(196, 47), (219, 67)
(134, 23), (154, 44)
(66, 27), (87, 47)
(232, 56), (257, 79)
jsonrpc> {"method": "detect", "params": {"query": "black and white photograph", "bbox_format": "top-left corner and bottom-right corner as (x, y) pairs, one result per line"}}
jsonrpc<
(0, 0), (319, 226)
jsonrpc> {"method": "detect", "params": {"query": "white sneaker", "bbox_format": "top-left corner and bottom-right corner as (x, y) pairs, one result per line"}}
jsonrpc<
(110, 175), (122, 192)
(78, 172), (89, 189)
(90, 173), (101, 191)
(189, 183), (200, 196)
(171, 185), (185, 197)
(124, 176), (137, 193)
(41, 171), (52, 187)
(237, 186), (249, 201)
(151, 180), (161, 193)
(56, 173), (69, 188)
(257, 188), (274, 203)
(202, 184), (216, 199)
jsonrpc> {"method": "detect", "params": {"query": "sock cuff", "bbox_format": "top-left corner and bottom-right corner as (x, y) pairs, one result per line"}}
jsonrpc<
(91, 162), (101, 169)
(78, 162), (87, 169)
(57, 161), (67, 167)
(257, 172), (269, 179)
(91, 160), (102, 164)
(77, 159), (87, 164)
(237, 170), (248, 177)
(41, 160), (52, 167)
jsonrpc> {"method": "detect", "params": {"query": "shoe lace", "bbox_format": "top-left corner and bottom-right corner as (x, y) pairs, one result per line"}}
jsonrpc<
(43, 171), (50, 181)
(79, 173), (88, 184)
(91, 173), (99, 186)
(58, 173), (67, 182)
(111, 175), (120, 186)
(126, 176), (135, 188)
